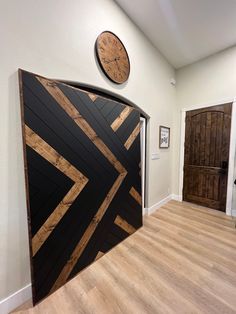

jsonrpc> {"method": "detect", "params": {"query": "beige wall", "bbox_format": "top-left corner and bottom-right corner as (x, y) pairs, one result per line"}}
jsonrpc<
(175, 46), (236, 207)
(0, 0), (176, 301)
(177, 47), (236, 106)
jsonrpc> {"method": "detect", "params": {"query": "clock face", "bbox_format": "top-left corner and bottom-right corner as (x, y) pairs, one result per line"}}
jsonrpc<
(95, 31), (130, 84)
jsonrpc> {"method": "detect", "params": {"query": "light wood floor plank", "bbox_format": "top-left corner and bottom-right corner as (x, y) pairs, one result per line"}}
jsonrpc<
(172, 200), (236, 223)
(160, 204), (236, 237)
(106, 246), (200, 314)
(12, 201), (236, 314)
(134, 230), (236, 310)
(154, 207), (236, 248)
(145, 216), (236, 275)
(164, 202), (236, 231)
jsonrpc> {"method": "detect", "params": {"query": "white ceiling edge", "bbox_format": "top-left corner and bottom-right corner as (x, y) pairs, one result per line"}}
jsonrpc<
(114, 0), (174, 69)
(115, 0), (236, 69)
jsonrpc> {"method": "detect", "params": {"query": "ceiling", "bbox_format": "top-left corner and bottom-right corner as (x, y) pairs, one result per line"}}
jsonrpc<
(115, 0), (236, 69)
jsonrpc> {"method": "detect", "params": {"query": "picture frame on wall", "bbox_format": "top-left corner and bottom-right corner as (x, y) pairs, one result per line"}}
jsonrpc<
(159, 126), (170, 148)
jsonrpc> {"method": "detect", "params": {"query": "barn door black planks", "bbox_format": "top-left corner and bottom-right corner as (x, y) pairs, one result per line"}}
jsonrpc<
(19, 70), (142, 304)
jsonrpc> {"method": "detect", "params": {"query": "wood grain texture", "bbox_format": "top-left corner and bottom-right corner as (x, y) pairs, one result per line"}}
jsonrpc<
(114, 215), (136, 234)
(25, 125), (89, 255)
(95, 31), (130, 84)
(33, 184), (83, 256)
(12, 200), (236, 314)
(37, 76), (126, 174)
(111, 106), (133, 131)
(124, 123), (140, 150)
(129, 187), (142, 205)
(50, 172), (127, 293)
(87, 93), (98, 102)
(25, 126), (87, 183)
(183, 103), (232, 211)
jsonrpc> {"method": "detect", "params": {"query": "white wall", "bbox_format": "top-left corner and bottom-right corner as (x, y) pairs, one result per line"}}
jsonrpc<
(175, 46), (236, 207)
(0, 0), (176, 303)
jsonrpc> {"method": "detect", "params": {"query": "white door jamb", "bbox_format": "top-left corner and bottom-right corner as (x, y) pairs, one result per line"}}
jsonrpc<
(140, 117), (146, 215)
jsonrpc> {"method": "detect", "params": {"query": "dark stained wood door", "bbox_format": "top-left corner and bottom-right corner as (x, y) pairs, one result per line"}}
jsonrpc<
(183, 103), (232, 211)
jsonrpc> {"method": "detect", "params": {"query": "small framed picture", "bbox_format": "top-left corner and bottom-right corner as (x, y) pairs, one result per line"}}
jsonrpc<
(159, 126), (170, 148)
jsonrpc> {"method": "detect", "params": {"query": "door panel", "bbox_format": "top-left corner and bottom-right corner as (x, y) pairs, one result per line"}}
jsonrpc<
(183, 103), (232, 211)
(19, 70), (142, 304)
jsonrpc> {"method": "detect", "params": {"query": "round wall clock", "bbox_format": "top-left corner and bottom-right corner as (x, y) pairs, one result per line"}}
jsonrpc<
(95, 31), (130, 84)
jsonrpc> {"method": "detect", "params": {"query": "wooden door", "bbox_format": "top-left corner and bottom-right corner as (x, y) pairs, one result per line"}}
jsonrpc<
(183, 103), (232, 211)
(19, 70), (142, 304)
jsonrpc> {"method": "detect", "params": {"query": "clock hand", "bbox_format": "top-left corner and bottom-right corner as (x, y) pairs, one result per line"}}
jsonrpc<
(102, 58), (114, 64)
(103, 56), (121, 64)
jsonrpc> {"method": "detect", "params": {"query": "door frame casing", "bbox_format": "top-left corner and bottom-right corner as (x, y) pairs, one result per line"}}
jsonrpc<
(140, 117), (147, 215)
(178, 97), (236, 216)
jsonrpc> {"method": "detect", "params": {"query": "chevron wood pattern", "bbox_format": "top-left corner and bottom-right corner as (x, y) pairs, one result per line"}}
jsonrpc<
(129, 186), (142, 206)
(50, 172), (127, 293)
(111, 106), (133, 131)
(19, 70), (142, 305)
(114, 215), (136, 234)
(87, 92), (98, 102)
(124, 123), (140, 150)
(25, 125), (89, 255)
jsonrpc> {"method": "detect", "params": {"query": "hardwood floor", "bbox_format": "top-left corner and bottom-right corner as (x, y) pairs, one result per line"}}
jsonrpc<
(12, 200), (236, 314)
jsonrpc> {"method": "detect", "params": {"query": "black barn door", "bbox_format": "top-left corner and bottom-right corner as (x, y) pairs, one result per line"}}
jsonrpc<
(19, 70), (142, 304)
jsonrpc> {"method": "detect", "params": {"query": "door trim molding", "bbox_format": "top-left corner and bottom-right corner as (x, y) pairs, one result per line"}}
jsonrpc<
(140, 117), (147, 215)
(179, 97), (236, 216)
(178, 110), (186, 202)
(226, 99), (236, 215)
